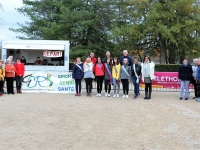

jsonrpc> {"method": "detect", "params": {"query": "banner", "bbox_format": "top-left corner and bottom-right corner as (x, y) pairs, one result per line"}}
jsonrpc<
(43, 50), (62, 57)
(22, 71), (75, 93)
(140, 72), (194, 89)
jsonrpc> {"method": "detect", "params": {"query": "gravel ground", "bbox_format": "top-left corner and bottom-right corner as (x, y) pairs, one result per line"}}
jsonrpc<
(0, 91), (199, 150)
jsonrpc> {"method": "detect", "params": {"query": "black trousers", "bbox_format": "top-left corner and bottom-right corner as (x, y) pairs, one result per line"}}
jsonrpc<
(75, 79), (82, 93)
(85, 78), (93, 94)
(16, 76), (23, 90)
(6, 77), (14, 94)
(145, 83), (152, 94)
(104, 79), (111, 93)
(96, 76), (104, 93)
(191, 80), (197, 97)
(121, 79), (129, 95)
(0, 80), (4, 94)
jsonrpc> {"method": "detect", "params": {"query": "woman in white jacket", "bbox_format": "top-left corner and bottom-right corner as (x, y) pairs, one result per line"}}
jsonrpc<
(141, 56), (155, 100)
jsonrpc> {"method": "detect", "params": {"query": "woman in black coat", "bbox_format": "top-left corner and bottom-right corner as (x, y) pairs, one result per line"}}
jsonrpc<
(72, 57), (83, 96)
(178, 58), (193, 100)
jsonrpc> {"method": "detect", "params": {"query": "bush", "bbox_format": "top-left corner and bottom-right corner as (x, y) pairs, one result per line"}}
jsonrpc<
(69, 62), (74, 70)
(155, 64), (180, 72)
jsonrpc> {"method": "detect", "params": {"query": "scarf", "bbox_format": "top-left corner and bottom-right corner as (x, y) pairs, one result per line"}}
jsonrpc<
(144, 62), (150, 77)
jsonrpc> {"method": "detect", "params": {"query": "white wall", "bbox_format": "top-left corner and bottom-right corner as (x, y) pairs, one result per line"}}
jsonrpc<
(6, 49), (61, 65)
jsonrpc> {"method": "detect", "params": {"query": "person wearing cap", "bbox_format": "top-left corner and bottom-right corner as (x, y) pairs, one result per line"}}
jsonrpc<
(5, 56), (15, 65)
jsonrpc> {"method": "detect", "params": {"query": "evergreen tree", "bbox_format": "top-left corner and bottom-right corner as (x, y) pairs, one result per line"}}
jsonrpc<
(10, 0), (115, 60)
(112, 0), (200, 64)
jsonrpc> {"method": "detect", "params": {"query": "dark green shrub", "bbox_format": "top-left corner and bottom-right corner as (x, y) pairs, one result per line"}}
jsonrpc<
(155, 64), (180, 72)
(69, 62), (74, 70)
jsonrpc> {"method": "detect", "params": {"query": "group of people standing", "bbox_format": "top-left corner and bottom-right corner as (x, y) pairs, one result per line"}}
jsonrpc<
(0, 56), (25, 96)
(72, 50), (155, 100)
(180, 58), (200, 101)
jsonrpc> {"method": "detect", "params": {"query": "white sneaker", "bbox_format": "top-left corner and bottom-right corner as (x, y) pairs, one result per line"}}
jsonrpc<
(126, 95), (129, 99)
(108, 94), (110, 97)
(96, 93), (99, 97)
(117, 94), (119, 98)
(113, 94), (116, 98)
(122, 95), (126, 98)
(99, 93), (101, 97)
(105, 93), (108, 97)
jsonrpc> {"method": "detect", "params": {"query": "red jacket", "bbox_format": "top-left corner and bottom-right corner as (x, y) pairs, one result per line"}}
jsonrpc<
(5, 64), (16, 77)
(14, 63), (25, 76)
(93, 63), (105, 76)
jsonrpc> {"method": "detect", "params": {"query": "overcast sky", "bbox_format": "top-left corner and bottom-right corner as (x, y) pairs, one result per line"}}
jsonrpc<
(0, 0), (28, 40)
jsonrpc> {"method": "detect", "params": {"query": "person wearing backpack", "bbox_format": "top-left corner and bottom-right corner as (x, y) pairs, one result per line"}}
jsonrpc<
(72, 57), (84, 96)
(104, 58), (112, 97)
(120, 58), (132, 99)
(141, 56), (155, 100)
(132, 57), (141, 99)
(93, 57), (105, 97)
(112, 57), (121, 98)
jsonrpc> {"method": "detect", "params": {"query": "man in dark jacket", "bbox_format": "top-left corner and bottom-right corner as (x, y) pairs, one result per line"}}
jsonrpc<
(120, 50), (133, 66)
(178, 58), (193, 100)
(102, 51), (113, 64)
(132, 57), (142, 99)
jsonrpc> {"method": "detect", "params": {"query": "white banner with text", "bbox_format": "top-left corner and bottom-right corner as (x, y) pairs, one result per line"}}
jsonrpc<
(22, 71), (75, 93)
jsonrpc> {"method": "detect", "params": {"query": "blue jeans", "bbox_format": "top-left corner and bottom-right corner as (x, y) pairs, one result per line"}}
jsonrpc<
(113, 78), (120, 94)
(16, 76), (23, 90)
(180, 80), (190, 98)
(132, 76), (140, 97)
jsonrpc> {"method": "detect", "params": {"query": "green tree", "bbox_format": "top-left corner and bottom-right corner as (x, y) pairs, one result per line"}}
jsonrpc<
(112, 0), (200, 64)
(10, 0), (115, 60)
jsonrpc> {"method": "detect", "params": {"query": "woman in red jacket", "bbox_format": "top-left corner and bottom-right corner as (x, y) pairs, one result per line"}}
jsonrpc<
(93, 57), (105, 97)
(14, 58), (25, 93)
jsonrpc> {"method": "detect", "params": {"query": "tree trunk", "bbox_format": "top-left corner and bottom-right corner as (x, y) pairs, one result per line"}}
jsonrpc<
(179, 49), (185, 64)
(168, 44), (176, 64)
(160, 38), (166, 64)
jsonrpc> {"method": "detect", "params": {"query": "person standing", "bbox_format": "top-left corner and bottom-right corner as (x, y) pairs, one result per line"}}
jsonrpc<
(120, 50), (133, 66)
(0, 61), (5, 96)
(14, 58), (25, 94)
(0, 59), (6, 94)
(102, 51), (113, 64)
(132, 57), (142, 99)
(20, 56), (27, 65)
(141, 56), (155, 100)
(120, 58), (132, 99)
(83, 58), (94, 97)
(196, 59), (200, 102)
(93, 57), (104, 97)
(5, 59), (16, 94)
(104, 58), (112, 97)
(178, 58), (193, 100)
(192, 58), (198, 99)
(112, 57), (121, 98)
(72, 57), (83, 96)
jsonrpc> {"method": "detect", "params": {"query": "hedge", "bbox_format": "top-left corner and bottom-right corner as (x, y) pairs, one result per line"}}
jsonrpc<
(155, 64), (180, 72)
(69, 63), (180, 72)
